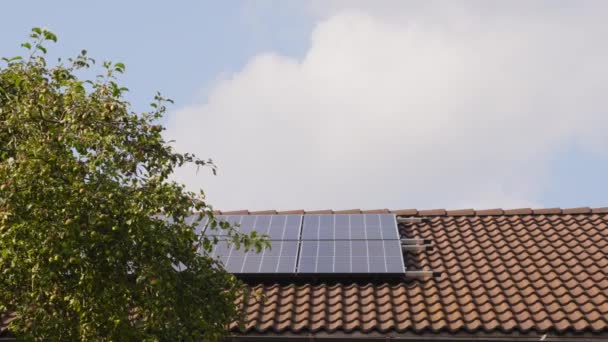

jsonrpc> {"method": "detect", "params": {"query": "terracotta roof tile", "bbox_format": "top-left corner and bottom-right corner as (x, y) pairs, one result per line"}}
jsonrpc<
(249, 210), (277, 215)
(361, 208), (390, 214)
(304, 209), (333, 214)
(417, 209), (447, 216)
(276, 209), (305, 214)
(532, 208), (562, 215)
(231, 208), (608, 337)
(475, 208), (504, 216)
(333, 209), (362, 214)
(391, 209), (418, 216)
(503, 208), (533, 215)
(445, 209), (475, 216)
(221, 209), (250, 215)
(562, 207), (592, 215)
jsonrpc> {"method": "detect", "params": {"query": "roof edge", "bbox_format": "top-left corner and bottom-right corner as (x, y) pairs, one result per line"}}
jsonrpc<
(215, 206), (607, 217)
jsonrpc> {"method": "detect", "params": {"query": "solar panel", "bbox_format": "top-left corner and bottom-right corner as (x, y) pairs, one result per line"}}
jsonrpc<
(298, 239), (404, 273)
(301, 214), (399, 240)
(202, 215), (303, 273)
(298, 214), (404, 274)
(199, 214), (301, 239)
(210, 239), (299, 273)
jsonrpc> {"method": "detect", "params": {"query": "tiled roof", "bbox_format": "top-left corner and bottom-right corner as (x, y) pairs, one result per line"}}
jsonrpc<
(2, 208), (607, 340)
(231, 208), (608, 339)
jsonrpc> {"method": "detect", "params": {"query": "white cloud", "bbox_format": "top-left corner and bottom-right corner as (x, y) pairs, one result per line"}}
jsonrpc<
(165, 2), (608, 211)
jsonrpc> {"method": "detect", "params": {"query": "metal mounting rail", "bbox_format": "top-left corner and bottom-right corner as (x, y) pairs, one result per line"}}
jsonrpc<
(400, 238), (432, 244)
(402, 244), (434, 252)
(404, 270), (442, 278)
(396, 217), (429, 224)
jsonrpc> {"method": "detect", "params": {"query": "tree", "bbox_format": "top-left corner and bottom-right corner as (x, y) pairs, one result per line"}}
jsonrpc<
(0, 28), (265, 341)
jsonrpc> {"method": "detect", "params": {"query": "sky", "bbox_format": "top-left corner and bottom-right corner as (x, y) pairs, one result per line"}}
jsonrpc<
(2, 1), (608, 211)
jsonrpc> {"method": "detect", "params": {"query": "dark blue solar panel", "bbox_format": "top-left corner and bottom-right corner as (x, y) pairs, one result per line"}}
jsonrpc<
(301, 215), (318, 240)
(364, 214), (380, 239)
(295, 239), (404, 273)
(211, 240), (301, 274)
(204, 215), (303, 273)
(380, 214), (397, 238)
(350, 214), (365, 239)
(284, 215), (302, 240)
(301, 214), (399, 241)
(318, 215), (334, 239)
(385, 256), (405, 273)
(267, 215), (284, 239)
(296, 214), (403, 274)
(186, 215), (208, 236)
(211, 240), (231, 265)
(201, 214), (302, 238)
(254, 215), (271, 235)
(334, 215), (350, 239)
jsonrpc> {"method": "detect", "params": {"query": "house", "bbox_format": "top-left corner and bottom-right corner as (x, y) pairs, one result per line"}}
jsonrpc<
(2, 207), (607, 341)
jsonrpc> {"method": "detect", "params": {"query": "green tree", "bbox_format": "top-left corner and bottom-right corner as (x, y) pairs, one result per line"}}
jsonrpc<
(0, 28), (265, 341)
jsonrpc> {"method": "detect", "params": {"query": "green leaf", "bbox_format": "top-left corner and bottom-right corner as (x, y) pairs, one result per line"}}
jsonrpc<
(2, 56), (22, 63)
(21, 42), (31, 50)
(43, 30), (57, 42)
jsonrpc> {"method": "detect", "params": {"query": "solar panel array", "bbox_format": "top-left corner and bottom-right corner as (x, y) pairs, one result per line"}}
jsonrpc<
(196, 213), (404, 275)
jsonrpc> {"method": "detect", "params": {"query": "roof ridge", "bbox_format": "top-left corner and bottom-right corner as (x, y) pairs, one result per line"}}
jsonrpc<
(215, 207), (608, 217)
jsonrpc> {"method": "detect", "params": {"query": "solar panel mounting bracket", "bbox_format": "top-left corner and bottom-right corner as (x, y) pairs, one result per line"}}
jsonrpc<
(404, 270), (442, 278)
(396, 217), (429, 224)
(400, 238), (432, 245)
(401, 244), (434, 252)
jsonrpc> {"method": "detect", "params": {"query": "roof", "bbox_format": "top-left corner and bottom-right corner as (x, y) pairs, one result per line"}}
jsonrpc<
(2, 207), (607, 340)
(230, 207), (608, 340)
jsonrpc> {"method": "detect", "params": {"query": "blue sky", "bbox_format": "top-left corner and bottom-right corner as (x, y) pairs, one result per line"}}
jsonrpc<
(2, 1), (607, 210)
(1, 1), (312, 110)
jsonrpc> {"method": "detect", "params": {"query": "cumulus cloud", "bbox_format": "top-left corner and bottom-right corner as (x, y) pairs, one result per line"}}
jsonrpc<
(165, 2), (608, 211)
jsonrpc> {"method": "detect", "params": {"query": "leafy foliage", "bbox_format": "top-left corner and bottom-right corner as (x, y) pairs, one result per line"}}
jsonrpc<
(0, 28), (266, 341)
